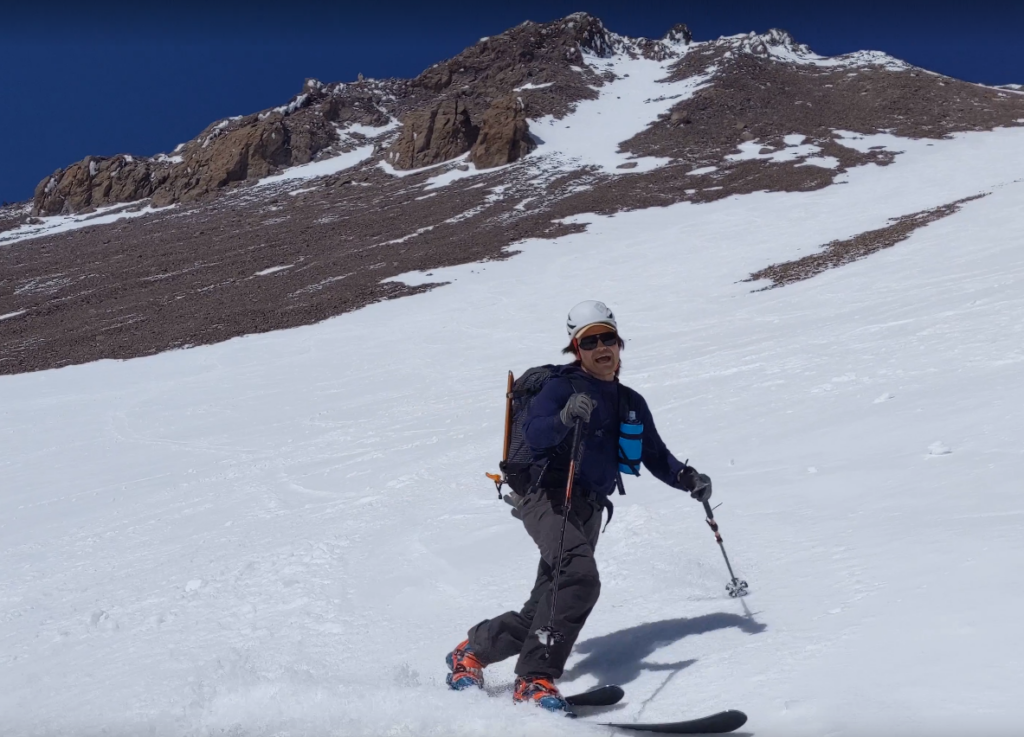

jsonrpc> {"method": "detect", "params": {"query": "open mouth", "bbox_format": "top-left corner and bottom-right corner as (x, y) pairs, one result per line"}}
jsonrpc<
(594, 354), (614, 365)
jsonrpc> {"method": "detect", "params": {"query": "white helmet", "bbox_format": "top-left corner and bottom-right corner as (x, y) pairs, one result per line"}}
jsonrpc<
(566, 300), (618, 339)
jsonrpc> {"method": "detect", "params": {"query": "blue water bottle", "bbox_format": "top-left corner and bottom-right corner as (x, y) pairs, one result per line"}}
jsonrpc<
(618, 410), (643, 476)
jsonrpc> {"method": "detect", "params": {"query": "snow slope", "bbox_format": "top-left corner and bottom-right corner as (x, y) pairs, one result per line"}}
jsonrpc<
(528, 50), (712, 173)
(3, 125), (1024, 737)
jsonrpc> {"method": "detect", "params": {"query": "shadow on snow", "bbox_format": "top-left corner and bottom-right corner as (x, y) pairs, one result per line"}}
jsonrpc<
(562, 612), (767, 687)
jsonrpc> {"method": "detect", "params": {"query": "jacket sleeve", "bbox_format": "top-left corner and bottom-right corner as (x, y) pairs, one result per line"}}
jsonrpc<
(637, 395), (688, 488)
(523, 377), (574, 451)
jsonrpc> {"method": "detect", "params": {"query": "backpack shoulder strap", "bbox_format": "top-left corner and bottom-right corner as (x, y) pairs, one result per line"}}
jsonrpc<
(614, 383), (642, 496)
(617, 382), (639, 418)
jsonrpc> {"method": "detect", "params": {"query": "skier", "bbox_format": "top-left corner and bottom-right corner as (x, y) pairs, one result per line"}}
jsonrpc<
(446, 300), (713, 711)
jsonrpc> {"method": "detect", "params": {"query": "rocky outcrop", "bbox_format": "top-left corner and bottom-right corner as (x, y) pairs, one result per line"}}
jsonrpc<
(151, 117), (293, 206)
(631, 23), (693, 61)
(33, 81), (397, 215)
(33, 156), (172, 215)
(411, 17), (602, 97)
(469, 96), (535, 169)
(410, 14), (690, 104)
(736, 29), (809, 58)
(385, 100), (479, 170)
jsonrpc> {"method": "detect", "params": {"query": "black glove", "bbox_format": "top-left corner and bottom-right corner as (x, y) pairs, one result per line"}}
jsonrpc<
(677, 466), (712, 503)
(559, 393), (596, 426)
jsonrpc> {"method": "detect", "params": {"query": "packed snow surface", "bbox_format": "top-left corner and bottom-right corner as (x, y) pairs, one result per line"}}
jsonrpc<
(528, 52), (713, 173)
(253, 265), (293, 276)
(253, 146), (374, 188)
(252, 120), (398, 189)
(3, 125), (1024, 737)
(726, 134), (829, 166)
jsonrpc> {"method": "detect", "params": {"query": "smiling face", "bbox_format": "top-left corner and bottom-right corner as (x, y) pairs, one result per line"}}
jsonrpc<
(575, 325), (621, 382)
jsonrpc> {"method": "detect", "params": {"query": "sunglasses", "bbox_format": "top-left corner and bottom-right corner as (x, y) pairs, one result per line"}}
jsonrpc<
(577, 332), (619, 351)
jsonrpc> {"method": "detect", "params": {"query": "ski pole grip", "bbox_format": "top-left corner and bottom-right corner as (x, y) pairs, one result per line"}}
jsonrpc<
(703, 500), (714, 519)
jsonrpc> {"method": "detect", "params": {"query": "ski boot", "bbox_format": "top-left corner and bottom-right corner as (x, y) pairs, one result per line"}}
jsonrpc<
(445, 639), (485, 690)
(512, 675), (569, 712)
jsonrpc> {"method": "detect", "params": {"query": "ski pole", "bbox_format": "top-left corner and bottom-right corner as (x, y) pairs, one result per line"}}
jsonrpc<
(703, 499), (749, 598)
(536, 416), (585, 659)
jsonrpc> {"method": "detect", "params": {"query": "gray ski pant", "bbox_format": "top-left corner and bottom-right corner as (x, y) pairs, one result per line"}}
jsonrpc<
(467, 490), (603, 679)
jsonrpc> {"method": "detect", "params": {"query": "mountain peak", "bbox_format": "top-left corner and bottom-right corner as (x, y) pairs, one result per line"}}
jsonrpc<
(24, 13), (1019, 221)
(708, 28), (806, 57)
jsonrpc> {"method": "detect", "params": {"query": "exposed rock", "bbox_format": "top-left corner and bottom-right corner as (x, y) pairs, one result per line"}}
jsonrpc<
(665, 23), (693, 45)
(741, 131), (756, 141)
(385, 100), (479, 170)
(32, 83), (394, 215)
(745, 195), (987, 289)
(568, 12), (619, 60)
(151, 118), (291, 206)
(408, 14), (610, 110)
(469, 96), (535, 169)
(153, 89), (351, 205)
(0, 204), (32, 235)
(33, 155), (172, 216)
(735, 28), (808, 58)
(632, 23), (693, 61)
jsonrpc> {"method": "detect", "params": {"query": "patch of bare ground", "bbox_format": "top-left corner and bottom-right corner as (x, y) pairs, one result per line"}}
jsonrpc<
(744, 194), (988, 290)
(624, 49), (1024, 177)
(0, 160), (600, 374)
(0, 205), (31, 235)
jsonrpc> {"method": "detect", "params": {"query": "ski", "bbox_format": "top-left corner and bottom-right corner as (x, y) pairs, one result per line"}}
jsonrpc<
(564, 684), (625, 707)
(596, 709), (747, 734)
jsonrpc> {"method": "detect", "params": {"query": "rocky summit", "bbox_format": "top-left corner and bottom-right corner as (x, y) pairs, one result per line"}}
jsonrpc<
(2, 12), (1024, 374)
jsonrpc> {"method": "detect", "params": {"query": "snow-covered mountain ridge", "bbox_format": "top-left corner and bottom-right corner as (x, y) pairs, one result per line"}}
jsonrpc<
(17, 16), (965, 219)
(1, 12), (1023, 377)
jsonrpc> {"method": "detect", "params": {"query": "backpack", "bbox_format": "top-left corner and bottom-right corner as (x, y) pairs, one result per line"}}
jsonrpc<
(487, 365), (640, 512)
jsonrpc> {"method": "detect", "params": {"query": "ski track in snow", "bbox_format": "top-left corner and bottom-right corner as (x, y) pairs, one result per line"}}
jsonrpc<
(2, 125), (1024, 735)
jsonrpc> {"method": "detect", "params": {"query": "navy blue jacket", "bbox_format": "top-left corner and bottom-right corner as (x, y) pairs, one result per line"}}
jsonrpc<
(523, 365), (687, 496)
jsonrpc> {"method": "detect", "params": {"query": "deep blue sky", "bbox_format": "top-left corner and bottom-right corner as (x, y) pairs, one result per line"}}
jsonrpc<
(2, 0), (1021, 204)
